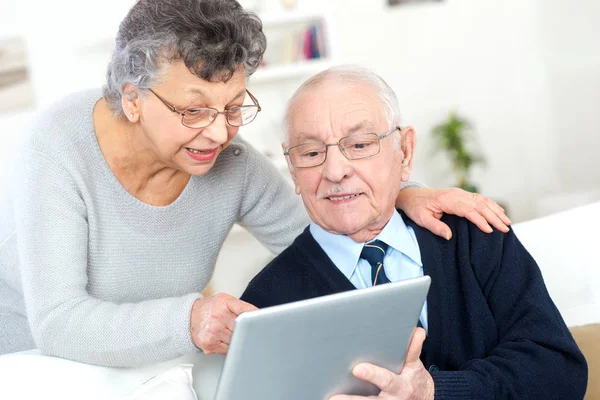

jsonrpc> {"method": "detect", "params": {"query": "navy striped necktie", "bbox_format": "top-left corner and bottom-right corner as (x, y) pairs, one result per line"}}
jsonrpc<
(360, 240), (390, 286)
(360, 240), (424, 329)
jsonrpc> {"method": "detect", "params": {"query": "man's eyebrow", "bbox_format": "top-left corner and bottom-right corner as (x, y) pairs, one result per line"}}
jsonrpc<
(295, 132), (324, 142)
(345, 121), (375, 135)
(294, 122), (375, 142)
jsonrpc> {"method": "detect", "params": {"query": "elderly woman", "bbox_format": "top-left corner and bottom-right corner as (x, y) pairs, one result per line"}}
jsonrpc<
(0, 0), (509, 366)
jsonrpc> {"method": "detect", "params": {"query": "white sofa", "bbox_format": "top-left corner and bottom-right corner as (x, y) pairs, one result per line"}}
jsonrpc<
(511, 202), (600, 328)
(0, 202), (597, 399)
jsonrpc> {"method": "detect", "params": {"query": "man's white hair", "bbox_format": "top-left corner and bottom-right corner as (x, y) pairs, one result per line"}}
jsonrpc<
(282, 65), (403, 148)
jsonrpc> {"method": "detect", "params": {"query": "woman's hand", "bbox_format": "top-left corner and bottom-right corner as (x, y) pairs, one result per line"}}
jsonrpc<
(190, 293), (257, 354)
(330, 328), (434, 400)
(396, 187), (511, 240)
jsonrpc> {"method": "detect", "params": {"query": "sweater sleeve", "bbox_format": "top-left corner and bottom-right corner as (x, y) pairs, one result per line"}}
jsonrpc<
(431, 227), (588, 399)
(13, 151), (201, 366)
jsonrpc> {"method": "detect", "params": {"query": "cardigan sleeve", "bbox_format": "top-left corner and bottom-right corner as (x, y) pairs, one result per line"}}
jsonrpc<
(431, 227), (588, 399)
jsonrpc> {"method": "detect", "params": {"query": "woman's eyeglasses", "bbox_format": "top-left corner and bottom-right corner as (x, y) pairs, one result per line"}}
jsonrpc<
(148, 88), (261, 129)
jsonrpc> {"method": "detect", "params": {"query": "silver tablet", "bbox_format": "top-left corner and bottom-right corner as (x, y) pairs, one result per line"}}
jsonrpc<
(209, 275), (431, 400)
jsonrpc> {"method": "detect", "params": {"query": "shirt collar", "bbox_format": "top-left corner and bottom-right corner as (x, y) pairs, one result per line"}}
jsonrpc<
(309, 210), (422, 281)
(378, 210), (422, 267)
(309, 222), (364, 279)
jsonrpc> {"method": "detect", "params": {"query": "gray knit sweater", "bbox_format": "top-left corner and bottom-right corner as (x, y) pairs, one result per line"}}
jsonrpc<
(0, 90), (309, 366)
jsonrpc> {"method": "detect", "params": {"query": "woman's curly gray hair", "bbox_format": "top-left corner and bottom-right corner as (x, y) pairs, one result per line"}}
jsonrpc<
(103, 0), (266, 116)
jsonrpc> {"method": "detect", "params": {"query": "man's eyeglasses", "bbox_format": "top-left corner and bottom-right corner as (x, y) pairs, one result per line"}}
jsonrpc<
(148, 88), (261, 129)
(283, 127), (401, 168)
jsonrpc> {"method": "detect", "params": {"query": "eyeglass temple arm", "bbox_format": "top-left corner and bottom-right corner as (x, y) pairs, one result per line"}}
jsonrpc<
(246, 90), (262, 112)
(149, 89), (185, 116)
(378, 126), (402, 139)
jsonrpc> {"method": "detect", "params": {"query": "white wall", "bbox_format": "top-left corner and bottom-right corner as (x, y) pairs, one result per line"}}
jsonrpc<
(2, 0), (599, 222)
(15, 0), (135, 108)
(0, 0), (19, 39)
(535, 0), (600, 195)
(298, 0), (566, 222)
(296, 0), (600, 221)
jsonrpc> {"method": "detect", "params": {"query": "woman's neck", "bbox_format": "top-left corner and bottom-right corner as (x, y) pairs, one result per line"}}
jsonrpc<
(93, 98), (190, 206)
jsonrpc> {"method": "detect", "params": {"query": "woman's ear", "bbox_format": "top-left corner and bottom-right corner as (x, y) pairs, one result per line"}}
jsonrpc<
(121, 83), (141, 122)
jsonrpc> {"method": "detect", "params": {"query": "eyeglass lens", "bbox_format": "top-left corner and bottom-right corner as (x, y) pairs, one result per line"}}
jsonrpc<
(288, 133), (381, 167)
(182, 106), (258, 128)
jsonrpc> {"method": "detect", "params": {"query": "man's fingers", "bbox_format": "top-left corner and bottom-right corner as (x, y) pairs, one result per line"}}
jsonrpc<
(351, 362), (397, 393)
(329, 395), (365, 400)
(405, 327), (427, 364)
(331, 330), (426, 398)
(420, 214), (453, 240)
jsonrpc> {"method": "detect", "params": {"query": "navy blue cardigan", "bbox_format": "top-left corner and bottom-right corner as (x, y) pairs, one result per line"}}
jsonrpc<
(241, 214), (588, 399)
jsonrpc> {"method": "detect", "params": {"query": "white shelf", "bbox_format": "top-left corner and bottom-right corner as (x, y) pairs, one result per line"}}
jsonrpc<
(250, 58), (332, 84)
(0, 80), (34, 114)
(0, 37), (27, 76)
(259, 9), (328, 28)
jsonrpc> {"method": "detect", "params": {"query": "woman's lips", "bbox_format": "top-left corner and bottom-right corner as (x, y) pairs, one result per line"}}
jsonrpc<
(185, 147), (219, 162)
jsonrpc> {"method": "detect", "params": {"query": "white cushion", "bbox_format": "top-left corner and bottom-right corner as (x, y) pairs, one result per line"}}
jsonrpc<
(123, 364), (197, 400)
(0, 350), (199, 399)
(0, 350), (224, 400)
(0, 202), (596, 398)
(512, 201), (600, 327)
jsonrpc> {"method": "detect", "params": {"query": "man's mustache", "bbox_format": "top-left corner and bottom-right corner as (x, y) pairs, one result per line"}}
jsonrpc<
(317, 185), (369, 199)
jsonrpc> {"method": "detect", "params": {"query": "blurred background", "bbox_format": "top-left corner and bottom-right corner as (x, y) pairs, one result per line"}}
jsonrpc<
(0, 0), (598, 293)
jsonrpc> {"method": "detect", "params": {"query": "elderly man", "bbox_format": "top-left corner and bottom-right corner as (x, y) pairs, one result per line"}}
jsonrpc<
(240, 66), (587, 399)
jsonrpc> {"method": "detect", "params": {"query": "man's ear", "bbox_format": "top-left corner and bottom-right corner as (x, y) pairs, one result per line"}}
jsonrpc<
(281, 142), (301, 195)
(399, 126), (416, 182)
(121, 83), (141, 121)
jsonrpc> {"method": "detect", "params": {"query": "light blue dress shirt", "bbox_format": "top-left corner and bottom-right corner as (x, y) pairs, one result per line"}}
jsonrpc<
(309, 210), (428, 332)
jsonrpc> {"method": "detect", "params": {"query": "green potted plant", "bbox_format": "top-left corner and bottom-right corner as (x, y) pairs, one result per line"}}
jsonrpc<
(431, 112), (486, 193)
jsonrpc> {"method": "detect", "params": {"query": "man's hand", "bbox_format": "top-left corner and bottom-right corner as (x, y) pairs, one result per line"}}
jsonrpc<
(190, 293), (257, 354)
(396, 187), (511, 240)
(330, 328), (434, 400)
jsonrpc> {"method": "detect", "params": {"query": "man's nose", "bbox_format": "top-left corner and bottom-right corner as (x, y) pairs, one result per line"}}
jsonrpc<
(322, 145), (353, 182)
(201, 113), (229, 145)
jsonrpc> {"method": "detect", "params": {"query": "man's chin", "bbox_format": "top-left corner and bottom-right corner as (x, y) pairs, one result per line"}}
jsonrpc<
(325, 221), (369, 239)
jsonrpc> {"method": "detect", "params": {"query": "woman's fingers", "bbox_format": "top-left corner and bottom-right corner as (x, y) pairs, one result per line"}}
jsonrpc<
(417, 213), (453, 240)
(190, 293), (257, 353)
